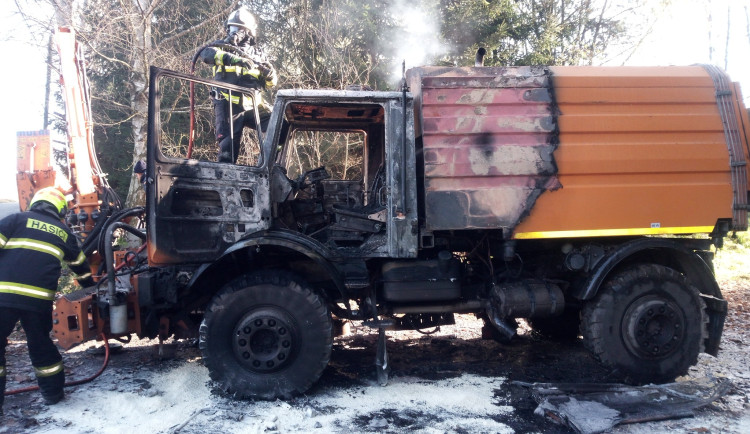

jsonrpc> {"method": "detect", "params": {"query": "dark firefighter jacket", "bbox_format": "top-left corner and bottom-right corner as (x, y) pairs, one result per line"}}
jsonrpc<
(200, 41), (277, 109)
(0, 208), (91, 312)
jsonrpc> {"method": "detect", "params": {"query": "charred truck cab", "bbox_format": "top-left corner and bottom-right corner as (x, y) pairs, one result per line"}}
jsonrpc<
(144, 67), (419, 397)
(55, 63), (750, 400)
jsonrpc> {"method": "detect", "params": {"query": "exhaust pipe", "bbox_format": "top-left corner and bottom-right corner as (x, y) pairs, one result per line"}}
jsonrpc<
(486, 300), (517, 340)
(484, 279), (565, 341)
(492, 280), (565, 318)
(475, 47), (486, 67)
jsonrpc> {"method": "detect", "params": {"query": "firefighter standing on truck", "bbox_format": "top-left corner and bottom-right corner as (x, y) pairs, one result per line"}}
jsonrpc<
(0, 188), (94, 412)
(201, 7), (277, 164)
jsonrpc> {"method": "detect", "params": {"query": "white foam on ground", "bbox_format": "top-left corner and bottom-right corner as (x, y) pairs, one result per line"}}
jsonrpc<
(34, 361), (514, 433)
(37, 361), (213, 433)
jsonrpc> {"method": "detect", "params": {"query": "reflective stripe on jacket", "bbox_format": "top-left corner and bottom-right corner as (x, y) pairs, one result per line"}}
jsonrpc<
(200, 40), (276, 109)
(0, 210), (90, 312)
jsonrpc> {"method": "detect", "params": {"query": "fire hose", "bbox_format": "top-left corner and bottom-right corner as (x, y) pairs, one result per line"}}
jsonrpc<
(4, 332), (111, 396)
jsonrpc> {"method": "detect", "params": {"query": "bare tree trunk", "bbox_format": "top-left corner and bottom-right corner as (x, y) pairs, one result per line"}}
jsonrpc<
(344, 135), (350, 179)
(53, 0), (74, 27)
(588, 0), (608, 65)
(559, 0), (566, 62)
(708, 0), (714, 63)
(725, 4), (731, 70)
(125, 0), (155, 207)
(48, 0), (74, 130)
(44, 32), (53, 129)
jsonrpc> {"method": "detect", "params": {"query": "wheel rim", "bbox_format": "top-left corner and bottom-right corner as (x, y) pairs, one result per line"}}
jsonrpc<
(232, 308), (296, 373)
(622, 294), (685, 359)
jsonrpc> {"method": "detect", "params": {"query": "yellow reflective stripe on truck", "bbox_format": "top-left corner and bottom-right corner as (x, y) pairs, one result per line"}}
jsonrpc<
(513, 226), (716, 240)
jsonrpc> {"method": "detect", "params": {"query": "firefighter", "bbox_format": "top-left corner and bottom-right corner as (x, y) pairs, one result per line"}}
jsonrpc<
(201, 7), (277, 163)
(0, 188), (94, 411)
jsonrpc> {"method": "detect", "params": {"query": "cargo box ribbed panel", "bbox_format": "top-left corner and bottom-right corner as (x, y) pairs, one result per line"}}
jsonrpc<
(513, 66), (737, 238)
(408, 65), (749, 238)
(407, 66), (559, 232)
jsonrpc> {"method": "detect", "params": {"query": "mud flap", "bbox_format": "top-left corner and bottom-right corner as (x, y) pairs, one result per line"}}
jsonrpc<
(701, 294), (728, 356)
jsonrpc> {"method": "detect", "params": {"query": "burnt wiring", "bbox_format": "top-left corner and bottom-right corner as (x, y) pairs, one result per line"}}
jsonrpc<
(503, 253), (524, 280)
(465, 236), (525, 289)
(466, 235), (495, 281)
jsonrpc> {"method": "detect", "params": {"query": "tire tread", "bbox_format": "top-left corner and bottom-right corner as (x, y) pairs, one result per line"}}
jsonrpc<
(199, 270), (332, 399)
(581, 264), (707, 384)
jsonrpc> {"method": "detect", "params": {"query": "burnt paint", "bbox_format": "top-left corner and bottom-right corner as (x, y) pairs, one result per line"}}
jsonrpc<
(407, 66), (560, 235)
(424, 191), (469, 229)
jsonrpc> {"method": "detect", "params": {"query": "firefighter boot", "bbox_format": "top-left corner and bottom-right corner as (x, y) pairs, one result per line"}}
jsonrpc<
(36, 362), (65, 405)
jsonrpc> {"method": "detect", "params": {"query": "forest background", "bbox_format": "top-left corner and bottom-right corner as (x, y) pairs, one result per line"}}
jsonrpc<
(1, 0), (749, 206)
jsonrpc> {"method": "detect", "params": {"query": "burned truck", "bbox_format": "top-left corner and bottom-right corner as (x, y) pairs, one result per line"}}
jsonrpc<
(54, 63), (750, 400)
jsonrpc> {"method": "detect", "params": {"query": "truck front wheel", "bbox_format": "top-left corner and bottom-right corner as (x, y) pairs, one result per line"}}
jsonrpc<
(199, 271), (333, 399)
(581, 264), (707, 384)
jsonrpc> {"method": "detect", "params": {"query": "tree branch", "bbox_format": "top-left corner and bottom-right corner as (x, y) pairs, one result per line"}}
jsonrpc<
(159, 5), (236, 47)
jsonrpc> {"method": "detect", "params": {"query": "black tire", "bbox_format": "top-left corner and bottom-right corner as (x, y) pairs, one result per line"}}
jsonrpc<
(528, 308), (581, 340)
(199, 270), (332, 399)
(581, 264), (707, 384)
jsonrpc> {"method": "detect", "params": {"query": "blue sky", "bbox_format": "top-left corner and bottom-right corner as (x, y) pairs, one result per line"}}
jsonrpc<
(1, 0), (749, 201)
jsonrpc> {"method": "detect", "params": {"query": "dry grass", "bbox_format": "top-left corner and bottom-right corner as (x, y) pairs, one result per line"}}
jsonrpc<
(714, 234), (750, 288)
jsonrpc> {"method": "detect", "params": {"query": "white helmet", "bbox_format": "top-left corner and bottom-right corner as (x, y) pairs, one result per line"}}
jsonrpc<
(227, 8), (258, 38)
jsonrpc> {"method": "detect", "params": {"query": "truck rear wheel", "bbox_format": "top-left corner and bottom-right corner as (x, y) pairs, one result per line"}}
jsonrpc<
(581, 264), (706, 384)
(199, 271), (333, 399)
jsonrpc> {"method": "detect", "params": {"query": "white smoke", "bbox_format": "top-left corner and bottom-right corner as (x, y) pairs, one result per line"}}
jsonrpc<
(389, 0), (448, 82)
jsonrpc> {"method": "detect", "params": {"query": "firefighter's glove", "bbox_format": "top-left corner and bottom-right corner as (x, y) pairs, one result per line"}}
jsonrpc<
(77, 276), (96, 288)
(258, 62), (275, 80)
(229, 55), (254, 70)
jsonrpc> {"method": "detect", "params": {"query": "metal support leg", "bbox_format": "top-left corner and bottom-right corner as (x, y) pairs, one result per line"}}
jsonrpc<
(375, 327), (390, 386)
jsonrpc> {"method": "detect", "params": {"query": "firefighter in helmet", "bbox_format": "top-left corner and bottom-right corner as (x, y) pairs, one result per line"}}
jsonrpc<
(0, 188), (94, 411)
(201, 7), (277, 163)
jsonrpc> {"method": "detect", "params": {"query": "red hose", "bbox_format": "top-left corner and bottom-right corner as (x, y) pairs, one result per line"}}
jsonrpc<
(5, 236), (143, 396)
(4, 332), (111, 396)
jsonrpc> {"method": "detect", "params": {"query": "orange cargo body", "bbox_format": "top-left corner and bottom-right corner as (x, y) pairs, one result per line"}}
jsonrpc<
(515, 66), (749, 239)
(409, 65), (750, 239)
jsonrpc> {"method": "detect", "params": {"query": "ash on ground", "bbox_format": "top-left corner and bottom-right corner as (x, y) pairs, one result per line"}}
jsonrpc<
(2, 280), (749, 434)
